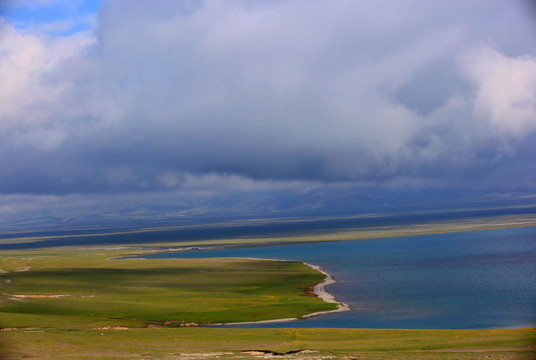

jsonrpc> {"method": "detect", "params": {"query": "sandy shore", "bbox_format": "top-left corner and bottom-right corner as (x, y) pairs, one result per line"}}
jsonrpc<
(301, 263), (351, 318)
(212, 260), (350, 326)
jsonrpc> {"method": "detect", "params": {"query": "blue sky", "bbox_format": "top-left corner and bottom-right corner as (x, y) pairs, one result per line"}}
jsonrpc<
(1, 0), (99, 35)
(0, 0), (535, 226)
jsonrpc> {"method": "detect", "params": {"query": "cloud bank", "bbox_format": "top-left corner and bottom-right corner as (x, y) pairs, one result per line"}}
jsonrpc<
(1, 0), (536, 196)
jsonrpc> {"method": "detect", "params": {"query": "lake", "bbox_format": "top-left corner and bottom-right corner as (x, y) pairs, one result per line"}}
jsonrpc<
(144, 226), (536, 329)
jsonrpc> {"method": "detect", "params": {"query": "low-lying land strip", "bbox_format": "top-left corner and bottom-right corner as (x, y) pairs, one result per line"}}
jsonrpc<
(1, 327), (534, 359)
(2, 212), (536, 250)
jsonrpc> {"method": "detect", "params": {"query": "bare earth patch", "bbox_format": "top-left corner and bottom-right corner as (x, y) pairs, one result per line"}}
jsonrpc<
(10, 294), (70, 298)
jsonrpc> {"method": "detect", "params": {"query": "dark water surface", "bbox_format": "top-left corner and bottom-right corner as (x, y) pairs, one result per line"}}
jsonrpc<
(145, 227), (536, 329)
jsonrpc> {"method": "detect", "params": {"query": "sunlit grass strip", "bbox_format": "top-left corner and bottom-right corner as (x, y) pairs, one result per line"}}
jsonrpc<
(1, 327), (534, 359)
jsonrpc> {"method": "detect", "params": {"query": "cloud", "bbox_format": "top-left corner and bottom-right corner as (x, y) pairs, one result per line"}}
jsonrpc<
(1, 0), (535, 196)
(462, 46), (536, 136)
(0, 19), (93, 127)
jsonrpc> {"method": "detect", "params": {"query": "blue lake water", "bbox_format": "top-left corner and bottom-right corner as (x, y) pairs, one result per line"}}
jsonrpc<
(144, 227), (536, 329)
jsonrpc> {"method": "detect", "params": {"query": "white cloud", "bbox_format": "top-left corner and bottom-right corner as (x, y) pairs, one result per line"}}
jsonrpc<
(0, 20), (93, 147)
(463, 47), (536, 136)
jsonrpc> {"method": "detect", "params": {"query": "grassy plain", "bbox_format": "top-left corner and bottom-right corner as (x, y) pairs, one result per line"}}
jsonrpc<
(1, 327), (535, 359)
(1, 216), (535, 359)
(0, 255), (334, 329)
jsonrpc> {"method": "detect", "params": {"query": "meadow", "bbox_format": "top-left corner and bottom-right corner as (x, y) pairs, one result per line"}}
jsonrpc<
(1, 216), (535, 359)
(2, 326), (535, 359)
(0, 254), (335, 329)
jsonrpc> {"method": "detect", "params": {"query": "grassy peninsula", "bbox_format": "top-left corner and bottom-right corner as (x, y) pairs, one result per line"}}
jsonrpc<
(0, 255), (335, 329)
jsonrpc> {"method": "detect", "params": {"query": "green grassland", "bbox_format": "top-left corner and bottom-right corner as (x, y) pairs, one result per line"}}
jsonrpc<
(0, 254), (334, 329)
(1, 327), (535, 359)
(1, 219), (535, 359)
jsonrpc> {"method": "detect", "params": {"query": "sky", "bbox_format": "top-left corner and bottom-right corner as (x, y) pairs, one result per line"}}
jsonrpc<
(0, 0), (536, 226)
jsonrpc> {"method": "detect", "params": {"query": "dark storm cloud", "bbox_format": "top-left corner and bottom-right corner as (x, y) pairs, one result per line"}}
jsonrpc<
(1, 0), (536, 195)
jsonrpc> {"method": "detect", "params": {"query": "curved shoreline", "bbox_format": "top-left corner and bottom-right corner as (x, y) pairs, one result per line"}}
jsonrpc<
(212, 259), (350, 326)
(301, 263), (351, 318)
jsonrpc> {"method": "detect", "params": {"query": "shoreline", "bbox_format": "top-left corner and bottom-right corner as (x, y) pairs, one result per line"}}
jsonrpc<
(211, 260), (350, 326)
(301, 263), (351, 318)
